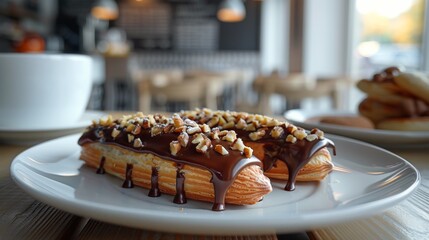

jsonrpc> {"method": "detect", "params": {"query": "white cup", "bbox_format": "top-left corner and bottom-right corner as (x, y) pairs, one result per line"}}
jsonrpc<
(0, 53), (92, 129)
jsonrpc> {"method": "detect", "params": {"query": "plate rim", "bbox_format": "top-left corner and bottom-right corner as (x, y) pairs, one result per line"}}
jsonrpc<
(10, 134), (421, 235)
(0, 111), (105, 132)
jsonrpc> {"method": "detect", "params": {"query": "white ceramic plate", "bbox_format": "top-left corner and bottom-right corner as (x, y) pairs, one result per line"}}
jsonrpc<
(10, 134), (420, 235)
(0, 111), (105, 145)
(285, 109), (429, 148)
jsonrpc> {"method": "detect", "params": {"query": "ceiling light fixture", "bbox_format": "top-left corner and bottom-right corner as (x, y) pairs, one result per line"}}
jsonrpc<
(91, 0), (119, 20)
(217, 0), (246, 22)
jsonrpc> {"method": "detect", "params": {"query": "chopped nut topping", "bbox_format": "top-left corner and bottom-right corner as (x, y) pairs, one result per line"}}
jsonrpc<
(131, 124), (142, 135)
(226, 115), (236, 123)
(293, 129), (307, 140)
(174, 126), (186, 133)
(203, 108), (213, 115)
(311, 128), (324, 139)
(148, 115), (156, 125)
(236, 118), (247, 129)
(243, 146), (253, 158)
(231, 138), (245, 151)
(178, 132), (189, 147)
(99, 115), (113, 126)
(222, 130), (237, 142)
(184, 119), (199, 128)
(172, 114), (184, 128)
(133, 138), (143, 148)
(237, 112), (248, 120)
(218, 130), (229, 137)
(200, 124), (211, 133)
(111, 128), (121, 138)
(249, 129), (266, 141)
(170, 141), (181, 156)
(151, 125), (163, 137)
(221, 121), (235, 129)
(163, 124), (174, 133)
(218, 116), (227, 126)
(246, 115), (255, 123)
(134, 112), (144, 118)
(215, 144), (229, 155)
(266, 118), (280, 127)
(270, 126), (284, 138)
(287, 125), (297, 134)
(210, 127), (220, 140)
(286, 134), (297, 143)
(142, 118), (151, 129)
(196, 138), (211, 153)
(192, 133), (205, 144)
(244, 122), (257, 131)
(187, 126), (201, 135)
(305, 134), (318, 142)
(126, 123), (135, 132)
(207, 116), (219, 127)
(128, 134), (135, 143)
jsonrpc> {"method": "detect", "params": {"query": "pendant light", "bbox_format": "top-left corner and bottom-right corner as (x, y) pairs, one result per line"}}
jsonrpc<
(91, 0), (119, 20)
(217, 0), (246, 22)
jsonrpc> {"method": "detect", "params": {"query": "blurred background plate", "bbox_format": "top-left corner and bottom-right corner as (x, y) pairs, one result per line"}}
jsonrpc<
(285, 109), (429, 148)
(0, 111), (105, 145)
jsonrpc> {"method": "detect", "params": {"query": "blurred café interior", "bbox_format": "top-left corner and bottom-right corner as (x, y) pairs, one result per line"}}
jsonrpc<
(0, 0), (426, 115)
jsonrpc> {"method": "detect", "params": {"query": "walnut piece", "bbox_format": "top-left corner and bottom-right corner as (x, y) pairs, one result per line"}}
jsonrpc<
(170, 141), (181, 156)
(127, 134), (135, 143)
(270, 126), (284, 138)
(293, 129), (307, 140)
(305, 134), (318, 142)
(231, 138), (245, 152)
(215, 144), (229, 155)
(196, 138), (211, 153)
(133, 138), (143, 148)
(178, 132), (189, 147)
(243, 146), (253, 158)
(249, 129), (266, 141)
(111, 128), (120, 138)
(286, 134), (297, 143)
(222, 130), (237, 142)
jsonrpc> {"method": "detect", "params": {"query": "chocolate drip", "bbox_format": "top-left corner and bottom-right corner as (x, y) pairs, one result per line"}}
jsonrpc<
(265, 138), (336, 191)
(122, 163), (134, 188)
(96, 156), (106, 174)
(173, 165), (186, 204)
(148, 166), (161, 197)
(210, 177), (230, 211)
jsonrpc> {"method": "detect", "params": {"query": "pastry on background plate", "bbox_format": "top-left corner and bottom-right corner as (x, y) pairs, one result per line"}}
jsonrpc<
(307, 115), (375, 129)
(357, 67), (429, 130)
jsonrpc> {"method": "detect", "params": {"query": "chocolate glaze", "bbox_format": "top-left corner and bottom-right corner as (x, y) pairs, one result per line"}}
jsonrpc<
(78, 122), (261, 211)
(230, 129), (335, 191)
(148, 166), (161, 197)
(96, 156), (106, 174)
(122, 163), (134, 188)
(173, 164), (187, 204)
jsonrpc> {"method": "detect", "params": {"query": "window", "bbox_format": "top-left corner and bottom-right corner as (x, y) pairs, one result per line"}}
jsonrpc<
(355, 0), (425, 76)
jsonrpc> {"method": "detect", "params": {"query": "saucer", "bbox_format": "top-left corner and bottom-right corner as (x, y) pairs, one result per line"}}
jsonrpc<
(0, 111), (105, 145)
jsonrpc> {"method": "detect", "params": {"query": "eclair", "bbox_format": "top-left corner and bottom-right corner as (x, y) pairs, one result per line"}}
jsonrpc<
(78, 110), (336, 211)
(78, 113), (272, 211)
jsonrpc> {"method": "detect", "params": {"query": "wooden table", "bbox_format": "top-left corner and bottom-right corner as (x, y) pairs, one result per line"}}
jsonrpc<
(1, 134), (427, 239)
